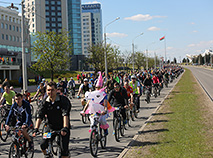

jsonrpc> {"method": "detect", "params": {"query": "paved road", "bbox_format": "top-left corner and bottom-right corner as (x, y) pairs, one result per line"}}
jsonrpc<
(0, 76), (182, 158)
(186, 66), (213, 101)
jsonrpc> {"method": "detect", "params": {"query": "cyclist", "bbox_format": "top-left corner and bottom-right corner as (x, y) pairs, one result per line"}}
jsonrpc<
(5, 93), (33, 150)
(81, 71), (110, 135)
(164, 70), (169, 86)
(105, 75), (117, 94)
(77, 78), (92, 106)
(67, 77), (75, 97)
(33, 81), (71, 158)
(123, 81), (134, 109)
(143, 74), (153, 102)
(0, 85), (16, 107)
(32, 82), (47, 102)
(108, 82), (129, 125)
(23, 90), (31, 103)
(129, 75), (141, 113)
(152, 73), (160, 96)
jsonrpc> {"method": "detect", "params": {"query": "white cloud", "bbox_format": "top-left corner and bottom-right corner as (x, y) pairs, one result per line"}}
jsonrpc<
(188, 44), (196, 47)
(167, 47), (173, 50)
(106, 32), (128, 38)
(147, 26), (160, 31)
(124, 14), (166, 21)
(192, 30), (198, 33)
(84, 1), (101, 4)
(191, 22), (195, 25)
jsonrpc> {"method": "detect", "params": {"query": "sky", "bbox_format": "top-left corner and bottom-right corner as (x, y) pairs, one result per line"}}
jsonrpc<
(1, 0), (213, 62)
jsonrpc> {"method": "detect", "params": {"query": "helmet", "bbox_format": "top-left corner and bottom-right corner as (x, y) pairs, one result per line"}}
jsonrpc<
(83, 78), (88, 82)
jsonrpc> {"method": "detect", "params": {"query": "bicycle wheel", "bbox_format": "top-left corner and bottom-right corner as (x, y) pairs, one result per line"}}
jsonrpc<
(89, 130), (98, 157)
(100, 128), (107, 149)
(114, 119), (120, 142)
(30, 104), (34, 116)
(130, 110), (135, 121)
(0, 119), (9, 142)
(9, 142), (20, 158)
(120, 117), (125, 136)
(134, 105), (138, 118)
(82, 114), (87, 124)
(25, 137), (34, 158)
(126, 111), (132, 127)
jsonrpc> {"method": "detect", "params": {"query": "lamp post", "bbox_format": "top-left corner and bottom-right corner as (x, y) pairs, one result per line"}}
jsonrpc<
(8, 1), (27, 92)
(132, 33), (143, 72)
(104, 17), (120, 79)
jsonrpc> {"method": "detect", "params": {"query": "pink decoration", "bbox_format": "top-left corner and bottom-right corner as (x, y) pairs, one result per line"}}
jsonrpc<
(96, 71), (103, 88)
(100, 123), (109, 129)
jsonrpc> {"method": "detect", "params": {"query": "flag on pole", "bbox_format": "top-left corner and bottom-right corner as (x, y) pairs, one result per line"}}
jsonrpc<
(159, 36), (165, 41)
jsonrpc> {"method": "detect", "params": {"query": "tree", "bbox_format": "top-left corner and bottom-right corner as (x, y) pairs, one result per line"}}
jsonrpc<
(31, 31), (71, 81)
(134, 51), (146, 70)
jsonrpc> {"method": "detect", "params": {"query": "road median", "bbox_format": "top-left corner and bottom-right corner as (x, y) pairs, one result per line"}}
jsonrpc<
(119, 69), (213, 158)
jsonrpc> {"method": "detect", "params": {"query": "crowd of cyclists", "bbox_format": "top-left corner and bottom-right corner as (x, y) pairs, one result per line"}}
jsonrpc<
(0, 65), (184, 157)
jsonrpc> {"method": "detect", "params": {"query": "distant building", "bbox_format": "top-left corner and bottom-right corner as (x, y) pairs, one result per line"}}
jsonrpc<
(0, 6), (30, 80)
(81, 3), (102, 57)
(24, 0), (68, 33)
(67, 0), (82, 55)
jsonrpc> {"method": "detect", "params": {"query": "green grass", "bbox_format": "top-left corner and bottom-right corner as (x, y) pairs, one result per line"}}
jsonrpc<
(150, 69), (208, 158)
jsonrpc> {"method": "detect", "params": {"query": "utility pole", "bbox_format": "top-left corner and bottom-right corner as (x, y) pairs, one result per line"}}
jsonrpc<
(21, 0), (28, 92)
(154, 52), (156, 69)
(146, 49), (148, 70)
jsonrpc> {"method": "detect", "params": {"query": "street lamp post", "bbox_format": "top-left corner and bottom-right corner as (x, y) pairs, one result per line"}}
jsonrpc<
(146, 42), (155, 70)
(104, 17), (120, 79)
(132, 33), (143, 72)
(21, 0), (28, 92)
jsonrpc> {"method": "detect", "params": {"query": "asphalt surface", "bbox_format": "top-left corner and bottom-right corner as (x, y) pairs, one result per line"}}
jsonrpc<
(0, 76), (182, 158)
(186, 66), (213, 101)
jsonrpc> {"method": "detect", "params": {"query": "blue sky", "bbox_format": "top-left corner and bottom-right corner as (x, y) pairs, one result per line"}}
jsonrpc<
(1, 0), (213, 62)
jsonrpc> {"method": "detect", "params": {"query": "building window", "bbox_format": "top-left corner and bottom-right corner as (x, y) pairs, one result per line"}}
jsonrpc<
(45, 1), (49, 5)
(13, 26), (15, 31)
(13, 17), (15, 22)
(57, 1), (61, 5)
(2, 34), (4, 40)
(46, 12), (50, 16)
(46, 17), (50, 21)
(58, 23), (62, 27)
(52, 23), (56, 27)
(5, 24), (8, 29)
(13, 36), (16, 41)
(32, 24), (34, 28)
(57, 6), (61, 10)
(6, 35), (8, 40)
(1, 23), (4, 29)
(9, 25), (11, 30)
(51, 1), (55, 5)
(32, 1), (34, 5)
(51, 12), (55, 16)
(51, 6), (55, 10)
(16, 26), (19, 32)
(58, 18), (61, 21)
(45, 6), (49, 10)
(32, 18), (34, 22)
(57, 12), (61, 16)
(52, 18), (56, 21)
(17, 36), (19, 42)
(46, 23), (50, 27)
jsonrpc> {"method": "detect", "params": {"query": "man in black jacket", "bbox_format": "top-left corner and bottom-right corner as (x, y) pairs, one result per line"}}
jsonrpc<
(33, 81), (71, 158)
(108, 82), (129, 123)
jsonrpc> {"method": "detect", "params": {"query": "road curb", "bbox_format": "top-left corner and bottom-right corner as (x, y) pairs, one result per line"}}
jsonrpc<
(118, 71), (184, 158)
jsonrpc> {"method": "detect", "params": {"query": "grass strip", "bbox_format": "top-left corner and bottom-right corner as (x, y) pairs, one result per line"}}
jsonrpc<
(150, 69), (208, 158)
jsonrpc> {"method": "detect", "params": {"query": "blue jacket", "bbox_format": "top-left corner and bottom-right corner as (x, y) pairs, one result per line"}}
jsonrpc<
(6, 100), (32, 127)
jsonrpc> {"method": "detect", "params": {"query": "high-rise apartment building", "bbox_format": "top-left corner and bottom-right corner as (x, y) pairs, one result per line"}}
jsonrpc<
(67, 0), (82, 55)
(0, 6), (30, 80)
(81, 3), (102, 56)
(24, 0), (68, 33)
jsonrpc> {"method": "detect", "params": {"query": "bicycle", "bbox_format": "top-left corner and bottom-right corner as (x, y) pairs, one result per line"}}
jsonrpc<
(42, 130), (63, 158)
(145, 86), (151, 104)
(0, 105), (11, 142)
(89, 113), (107, 157)
(113, 106), (125, 142)
(80, 98), (90, 124)
(153, 84), (158, 98)
(8, 126), (34, 158)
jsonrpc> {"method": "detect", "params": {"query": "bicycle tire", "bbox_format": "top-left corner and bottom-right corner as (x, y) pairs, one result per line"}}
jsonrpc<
(114, 119), (120, 142)
(9, 142), (20, 158)
(120, 117), (125, 136)
(82, 114), (87, 124)
(99, 127), (107, 149)
(25, 137), (34, 158)
(130, 110), (135, 121)
(89, 130), (98, 157)
(0, 119), (9, 142)
(30, 104), (34, 116)
(134, 105), (138, 118)
(56, 139), (62, 158)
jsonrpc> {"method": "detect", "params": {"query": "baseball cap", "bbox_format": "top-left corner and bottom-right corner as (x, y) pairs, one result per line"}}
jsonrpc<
(84, 78), (88, 82)
(131, 75), (136, 79)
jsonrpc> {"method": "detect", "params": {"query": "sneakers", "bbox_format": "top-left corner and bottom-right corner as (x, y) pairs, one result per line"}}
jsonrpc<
(112, 131), (115, 135)
(136, 110), (140, 113)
